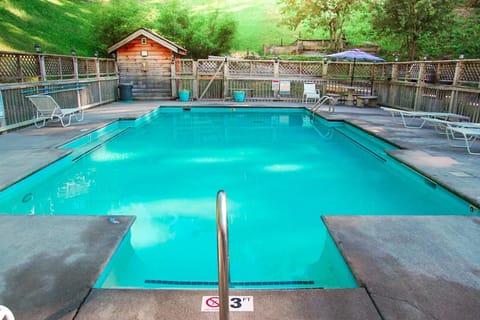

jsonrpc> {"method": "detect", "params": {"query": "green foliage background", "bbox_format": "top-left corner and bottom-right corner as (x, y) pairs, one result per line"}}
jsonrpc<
(0, 0), (478, 59)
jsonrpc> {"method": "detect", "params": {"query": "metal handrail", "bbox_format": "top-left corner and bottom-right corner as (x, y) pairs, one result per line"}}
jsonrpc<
(216, 190), (230, 320)
(311, 95), (337, 113)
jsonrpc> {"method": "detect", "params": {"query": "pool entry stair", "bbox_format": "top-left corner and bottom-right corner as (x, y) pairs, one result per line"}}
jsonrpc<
(65, 127), (130, 161)
(1, 102), (480, 320)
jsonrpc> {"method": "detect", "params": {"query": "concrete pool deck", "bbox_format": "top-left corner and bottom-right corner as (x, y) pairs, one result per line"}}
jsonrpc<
(0, 101), (479, 319)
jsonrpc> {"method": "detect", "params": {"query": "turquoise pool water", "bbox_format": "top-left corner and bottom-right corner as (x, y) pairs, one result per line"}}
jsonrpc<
(0, 107), (473, 289)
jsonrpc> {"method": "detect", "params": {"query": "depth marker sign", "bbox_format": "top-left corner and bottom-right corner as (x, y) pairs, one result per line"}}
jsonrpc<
(201, 296), (254, 312)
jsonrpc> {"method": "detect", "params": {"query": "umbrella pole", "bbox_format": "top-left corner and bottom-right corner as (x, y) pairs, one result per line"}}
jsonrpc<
(350, 58), (356, 86)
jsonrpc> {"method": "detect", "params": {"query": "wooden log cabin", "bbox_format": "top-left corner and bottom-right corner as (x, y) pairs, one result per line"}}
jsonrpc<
(108, 28), (187, 100)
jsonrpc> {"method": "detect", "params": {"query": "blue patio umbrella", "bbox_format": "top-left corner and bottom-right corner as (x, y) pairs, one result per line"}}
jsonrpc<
(326, 49), (385, 85)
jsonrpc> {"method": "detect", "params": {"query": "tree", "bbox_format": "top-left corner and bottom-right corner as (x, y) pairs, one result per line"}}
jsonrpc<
(92, 0), (237, 59)
(154, 2), (237, 59)
(372, 0), (456, 60)
(278, 0), (361, 51)
(92, 0), (154, 56)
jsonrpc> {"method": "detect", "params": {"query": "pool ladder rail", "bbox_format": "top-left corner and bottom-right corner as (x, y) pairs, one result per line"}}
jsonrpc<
(216, 190), (230, 320)
(310, 95), (337, 114)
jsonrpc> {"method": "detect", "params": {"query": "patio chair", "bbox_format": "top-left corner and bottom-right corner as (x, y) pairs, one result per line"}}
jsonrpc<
(380, 107), (470, 128)
(302, 82), (321, 103)
(445, 127), (480, 155)
(420, 117), (480, 136)
(26, 94), (84, 128)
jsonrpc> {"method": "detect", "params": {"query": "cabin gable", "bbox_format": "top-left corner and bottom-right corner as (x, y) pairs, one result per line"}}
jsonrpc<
(108, 28), (187, 100)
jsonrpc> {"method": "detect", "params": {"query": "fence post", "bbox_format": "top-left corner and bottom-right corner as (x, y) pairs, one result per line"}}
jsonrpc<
(38, 54), (46, 82)
(16, 55), (24, 82)
(273, 58), (280, 99)
(223, 57), (229, 100)
(0, 90), (6, 127)
(413, 62), (426, 110)
(73, 56), (79, 80)
(449, 60), (464, 113)
(96, 57), (103, 104)
(171, 58), (177, 99)
(322, 60), (328, 95)
(193, 60), (198, 100)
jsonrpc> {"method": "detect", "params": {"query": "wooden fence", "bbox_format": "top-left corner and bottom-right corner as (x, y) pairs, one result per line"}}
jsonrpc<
(0, 51), (118, 131)
(1, 50), (480, 130)
(174, 58), (480, 122)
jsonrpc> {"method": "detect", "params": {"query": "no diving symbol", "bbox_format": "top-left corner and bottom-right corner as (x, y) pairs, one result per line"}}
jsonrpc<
(201, 296), (254, 312)
(205, 296), (220, 308)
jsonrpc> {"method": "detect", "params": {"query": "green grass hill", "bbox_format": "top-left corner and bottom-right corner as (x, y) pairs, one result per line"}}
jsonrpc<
(0, 0), (336, 57)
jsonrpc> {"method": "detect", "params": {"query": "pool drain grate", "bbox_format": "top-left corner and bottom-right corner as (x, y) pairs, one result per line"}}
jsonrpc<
(145, 279), (315, 286)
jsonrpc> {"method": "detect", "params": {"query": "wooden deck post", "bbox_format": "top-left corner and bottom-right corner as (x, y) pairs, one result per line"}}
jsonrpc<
(95, 57), (103, 103)
(193, 60), (198, 100)
(223, 57), (229, 100)
(413, 62), (426, 111)
(38, 54), (46, 82)
(322, 60), (328, 95)
(449, 60), (464, 113)
(171, 58), (177, 99)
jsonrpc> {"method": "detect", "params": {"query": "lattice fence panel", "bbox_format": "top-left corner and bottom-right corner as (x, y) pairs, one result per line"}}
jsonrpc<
(0, 53), (21, 80)
(251, 61), (274, 76)
(0, 53), (39, 82)
(197, 60), (223, 75)
(89, 60), (97, 75)
(106, 60), (116, 75)
(19, 55), (39, 78)
(44, 56), (61, 78)
(278, 62), (301, 76)
(328, 63), (350, 78)
(353, 64), (372, 79)
(60, 57), (74, 78)
(437, 62), (455, 83)
(178, 60), (193, 75)
(77, 59), (88, 76)
(300, 63), (322, 77)
(459, 61), (480, 84)
(397, 64), (408, 80)
(99, 59), (108, 74)
(228, 61), (252, 75)
(375, 64), (393, 80)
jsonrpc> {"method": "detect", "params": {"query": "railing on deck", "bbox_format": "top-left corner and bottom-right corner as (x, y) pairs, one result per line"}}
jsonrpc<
(175, 58), (480, 122)
(0, 51), (118, 131)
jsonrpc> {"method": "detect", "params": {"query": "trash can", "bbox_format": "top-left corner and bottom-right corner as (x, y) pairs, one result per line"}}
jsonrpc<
(118, 83), (133, 101)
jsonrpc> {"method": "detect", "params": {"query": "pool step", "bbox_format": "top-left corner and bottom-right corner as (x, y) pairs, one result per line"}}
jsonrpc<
(334, 126), (393, 161)
(69, 128), (130, 161)
(144, 279), (316, 288)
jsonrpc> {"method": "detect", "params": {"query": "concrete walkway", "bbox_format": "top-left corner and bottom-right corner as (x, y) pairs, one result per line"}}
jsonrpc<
(0, 101), (479, 319)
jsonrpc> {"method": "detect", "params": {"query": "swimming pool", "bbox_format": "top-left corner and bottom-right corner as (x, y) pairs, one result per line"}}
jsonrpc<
(0, 107), (474, 289)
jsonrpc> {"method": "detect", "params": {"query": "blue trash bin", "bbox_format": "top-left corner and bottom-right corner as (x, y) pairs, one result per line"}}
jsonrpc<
(233, 91), (245, 102)
(178, 90), (190, 102)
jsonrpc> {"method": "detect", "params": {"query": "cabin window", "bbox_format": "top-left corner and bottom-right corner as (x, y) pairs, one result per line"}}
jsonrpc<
(141, 50), (148, 57)
(141, 37), (147, 44)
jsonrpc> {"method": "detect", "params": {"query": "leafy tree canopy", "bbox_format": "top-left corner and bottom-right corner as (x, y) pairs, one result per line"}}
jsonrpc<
(92, 0), (236, 59)
(372, 0), (457, 60)
(278, 0), (362, 51)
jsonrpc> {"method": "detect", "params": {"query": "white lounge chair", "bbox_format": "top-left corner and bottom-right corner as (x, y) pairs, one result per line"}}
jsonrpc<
(302, 82), (321, 103)
(445, 127), (480, 155)
(26, 94), (84, 128)
(381, 107), (470, 128)
(420, 117), (480, 136)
